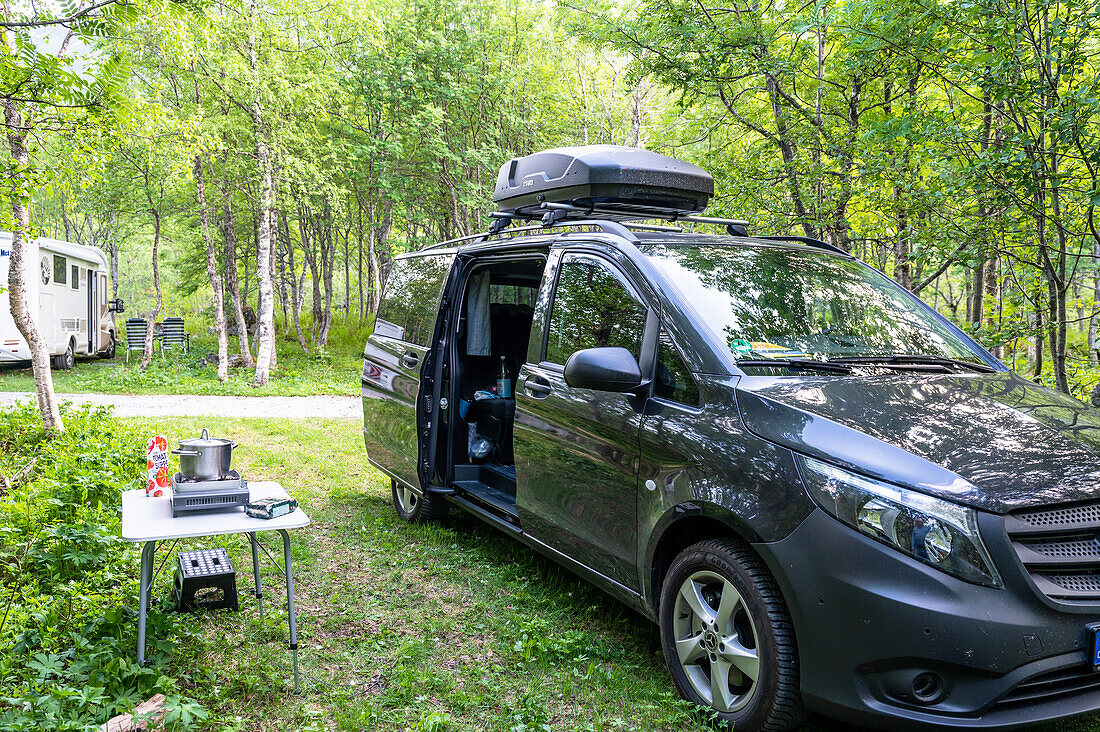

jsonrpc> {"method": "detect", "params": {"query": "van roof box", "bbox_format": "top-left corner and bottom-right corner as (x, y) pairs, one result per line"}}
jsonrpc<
(493, 145), (714, 219)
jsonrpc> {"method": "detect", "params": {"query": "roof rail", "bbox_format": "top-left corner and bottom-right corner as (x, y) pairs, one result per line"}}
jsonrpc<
(753, 235), (850, 257)
(420, 217), (640, 252)
(670, 213), (750, 236)
(537, 202), (751, 235)
(418, 202), (848, 257)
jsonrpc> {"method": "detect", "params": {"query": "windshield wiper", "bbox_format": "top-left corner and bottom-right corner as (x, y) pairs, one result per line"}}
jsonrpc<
(829, 354), (995, 373)
(736, 358), (854, 374)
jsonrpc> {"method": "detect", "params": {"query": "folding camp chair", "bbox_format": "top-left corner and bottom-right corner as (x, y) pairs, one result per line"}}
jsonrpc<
(125, 318), (151, 364)
(161, 317), (190, 355)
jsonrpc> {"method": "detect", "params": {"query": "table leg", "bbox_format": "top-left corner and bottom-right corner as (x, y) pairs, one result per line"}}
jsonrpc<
(137, 540), (156, 665)
(249, 532), (263, 615)
(278, 529), (300, 693)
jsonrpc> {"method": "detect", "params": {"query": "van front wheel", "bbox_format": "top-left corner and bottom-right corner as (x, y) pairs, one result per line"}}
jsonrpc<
(391, 478), (446, 523)
(659, 539), (806, 732)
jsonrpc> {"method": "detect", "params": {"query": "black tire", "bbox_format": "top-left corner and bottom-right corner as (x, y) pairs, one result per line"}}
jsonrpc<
(99, 333), (116, 360)
(52, 341), (75, 371)
(391, 478), (446, 523)
(659, 539), (806, 731)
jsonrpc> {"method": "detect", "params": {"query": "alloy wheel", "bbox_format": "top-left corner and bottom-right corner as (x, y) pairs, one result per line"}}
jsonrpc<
(672, 569), (760, 713)
(395, 483), (419, 513)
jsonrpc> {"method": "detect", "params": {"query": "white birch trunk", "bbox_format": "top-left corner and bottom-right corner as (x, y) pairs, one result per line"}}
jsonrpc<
(140, 209), (162, 369)
(195, 156), (229, 381)
(248, 0), (275, 386)
(251, 131), (275, 386)
(221, 184), (254, 368)
(4, 100), (63, 432)
(268, 208), (277, 371)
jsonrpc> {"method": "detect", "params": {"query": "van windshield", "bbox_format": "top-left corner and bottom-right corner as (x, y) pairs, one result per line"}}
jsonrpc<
(642, 244), (984, 367)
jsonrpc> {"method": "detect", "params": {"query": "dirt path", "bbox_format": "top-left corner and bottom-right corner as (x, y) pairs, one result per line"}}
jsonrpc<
(0, 392), (361, 421)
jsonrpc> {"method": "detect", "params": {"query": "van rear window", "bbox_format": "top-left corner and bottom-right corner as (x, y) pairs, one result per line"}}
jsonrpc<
(375, 254), (454, 346)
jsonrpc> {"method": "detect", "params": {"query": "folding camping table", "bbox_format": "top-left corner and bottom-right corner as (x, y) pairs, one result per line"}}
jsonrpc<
(121, 482), (310, 691)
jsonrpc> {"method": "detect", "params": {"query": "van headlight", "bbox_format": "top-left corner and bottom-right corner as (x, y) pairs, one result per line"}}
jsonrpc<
(796, 455), (1002, 588)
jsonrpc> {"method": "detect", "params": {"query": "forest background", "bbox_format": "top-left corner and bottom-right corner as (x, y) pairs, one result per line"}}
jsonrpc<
(4, 0), (1100, 426)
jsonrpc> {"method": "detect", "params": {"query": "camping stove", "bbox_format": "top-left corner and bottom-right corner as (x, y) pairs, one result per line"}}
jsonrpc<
(170, 470), (250, 517)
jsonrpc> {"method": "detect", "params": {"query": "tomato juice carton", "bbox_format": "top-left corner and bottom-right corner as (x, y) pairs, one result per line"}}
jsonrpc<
(146, 435), (172, 497)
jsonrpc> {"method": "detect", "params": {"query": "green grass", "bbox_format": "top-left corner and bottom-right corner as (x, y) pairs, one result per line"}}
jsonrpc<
(0, 335), (362, 397)
(111, 415), (1099, 731)
(4, 404), (1098, 730)
(123, 416), (707, 730)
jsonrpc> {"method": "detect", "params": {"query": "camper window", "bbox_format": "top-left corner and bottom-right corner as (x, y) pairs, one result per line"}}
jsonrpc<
(71, 265), (79, 290)
(53, 255), (67, 285)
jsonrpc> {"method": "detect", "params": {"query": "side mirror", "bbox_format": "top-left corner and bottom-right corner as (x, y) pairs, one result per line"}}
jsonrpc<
(109, 299), (125, 314)
(564, 347), (643, 392)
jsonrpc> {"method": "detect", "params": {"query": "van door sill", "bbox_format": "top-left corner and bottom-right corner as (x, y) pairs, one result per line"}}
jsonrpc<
(447, 492), (522, 533)
(453, 482), (517, 519)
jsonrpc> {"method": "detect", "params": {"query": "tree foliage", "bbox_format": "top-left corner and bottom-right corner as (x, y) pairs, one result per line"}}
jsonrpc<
(565, 0), (1100, 394)
(12, 0), (1100, 401)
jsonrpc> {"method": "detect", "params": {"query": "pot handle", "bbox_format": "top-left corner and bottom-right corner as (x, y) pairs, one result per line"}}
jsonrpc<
(172, 449), (200, 456)
(230, 442), (238, 449)
(201, 428), (210, 439)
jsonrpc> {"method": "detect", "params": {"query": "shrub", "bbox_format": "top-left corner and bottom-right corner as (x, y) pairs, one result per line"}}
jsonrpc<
(0, 403), (206, 730)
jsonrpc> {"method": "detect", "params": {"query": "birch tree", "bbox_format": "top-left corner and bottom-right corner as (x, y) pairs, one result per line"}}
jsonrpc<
(0, 0), (133, 432)
(195, 155), (228, 380)
(245, 0), (276, 384)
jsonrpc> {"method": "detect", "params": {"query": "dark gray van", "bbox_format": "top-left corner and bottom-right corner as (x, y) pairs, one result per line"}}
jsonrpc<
(363, 146), (1100, 730)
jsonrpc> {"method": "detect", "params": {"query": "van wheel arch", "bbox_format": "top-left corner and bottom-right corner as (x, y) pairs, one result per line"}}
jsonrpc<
(100, 330), (116, 359)
(648, 511), (764, 616)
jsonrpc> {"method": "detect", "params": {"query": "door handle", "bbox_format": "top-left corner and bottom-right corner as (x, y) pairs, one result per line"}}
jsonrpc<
(524, 377), (551, 398)
(400, 352), (419, 369)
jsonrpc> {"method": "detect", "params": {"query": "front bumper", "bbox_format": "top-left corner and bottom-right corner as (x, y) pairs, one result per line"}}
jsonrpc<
(758, 509), (1100, 730)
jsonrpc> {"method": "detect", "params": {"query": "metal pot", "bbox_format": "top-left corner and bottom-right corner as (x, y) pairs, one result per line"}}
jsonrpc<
(172, 428), (236, 481)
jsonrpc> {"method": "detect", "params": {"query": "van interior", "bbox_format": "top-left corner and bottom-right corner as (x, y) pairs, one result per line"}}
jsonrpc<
(447, 255), (546, 520)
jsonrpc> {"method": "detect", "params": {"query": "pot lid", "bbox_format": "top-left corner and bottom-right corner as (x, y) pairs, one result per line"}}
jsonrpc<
(178, 428), (232, 448)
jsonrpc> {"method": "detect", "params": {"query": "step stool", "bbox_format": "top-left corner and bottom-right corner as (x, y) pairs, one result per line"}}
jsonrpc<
(174, 548), (239, 612)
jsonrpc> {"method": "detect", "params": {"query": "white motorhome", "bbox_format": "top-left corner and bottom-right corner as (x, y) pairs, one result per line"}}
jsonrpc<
(0, 232), (122, 370)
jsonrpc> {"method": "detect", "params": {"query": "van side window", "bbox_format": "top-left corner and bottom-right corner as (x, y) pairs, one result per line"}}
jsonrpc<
(375, 254), (453, 346)
(545, 256), (646, 366)
(71, 265), (79, 290)
(655, 329), (700, 406)
(54, 255), (67, 285)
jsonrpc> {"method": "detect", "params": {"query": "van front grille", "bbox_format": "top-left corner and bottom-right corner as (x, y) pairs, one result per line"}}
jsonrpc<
(994, 664), (1100, 709)
(1040, 572), (1100, 594)
(1007, 502), (1100, 602)
(1015, 504), (1100, 529)
(1023, 537), (1100, 560)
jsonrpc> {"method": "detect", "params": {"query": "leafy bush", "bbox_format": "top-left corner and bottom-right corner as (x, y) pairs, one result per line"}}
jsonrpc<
(0, 403), (206, 730)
